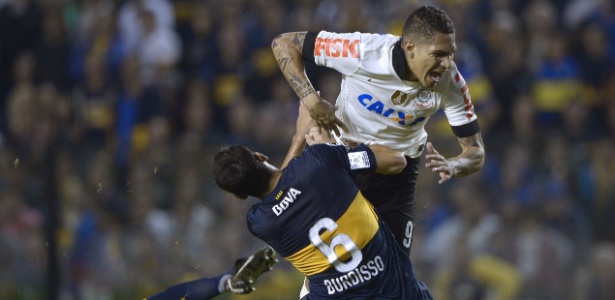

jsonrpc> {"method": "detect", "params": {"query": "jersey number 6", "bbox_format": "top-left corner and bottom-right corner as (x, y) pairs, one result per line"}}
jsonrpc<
(309, 217), (363, 273)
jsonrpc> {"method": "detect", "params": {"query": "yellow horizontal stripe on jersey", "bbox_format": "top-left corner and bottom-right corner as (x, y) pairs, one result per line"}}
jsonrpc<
(285, 192), (380, 276)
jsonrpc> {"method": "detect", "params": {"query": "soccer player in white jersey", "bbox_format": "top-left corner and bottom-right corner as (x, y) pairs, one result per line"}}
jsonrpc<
(272, 5), (485, 255)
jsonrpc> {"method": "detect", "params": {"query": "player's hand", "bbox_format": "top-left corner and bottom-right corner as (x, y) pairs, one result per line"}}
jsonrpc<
(296, 100), (317, 137)
(302, 93), (347, 137)
(305, 126), (334, 146)
(340, 137), (363, 148)
(425, 142), (455, 184)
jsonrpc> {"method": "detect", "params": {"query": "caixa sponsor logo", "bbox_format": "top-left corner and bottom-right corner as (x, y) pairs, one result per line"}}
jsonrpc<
(357, 94), (425, 126)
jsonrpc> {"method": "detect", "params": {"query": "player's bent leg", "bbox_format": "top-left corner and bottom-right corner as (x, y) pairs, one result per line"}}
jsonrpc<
(226, 245), (278, 293)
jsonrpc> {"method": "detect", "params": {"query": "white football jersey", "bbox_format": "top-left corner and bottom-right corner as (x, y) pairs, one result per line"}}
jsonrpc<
(307, 31), (478, 158)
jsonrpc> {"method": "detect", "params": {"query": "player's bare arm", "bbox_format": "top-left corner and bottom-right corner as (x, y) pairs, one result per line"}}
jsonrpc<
(281, 101), (315, 169)
(304, 127), (406, 175)
(425, 133), (485, 184)
(272, 32), (312, 98)
(272, 32), (347, 136)
(305, 126), (335, 145)
(369, 145), (407, 175)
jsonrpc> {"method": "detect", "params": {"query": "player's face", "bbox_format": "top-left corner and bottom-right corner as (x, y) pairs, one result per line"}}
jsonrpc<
(404, 33), (456, 89)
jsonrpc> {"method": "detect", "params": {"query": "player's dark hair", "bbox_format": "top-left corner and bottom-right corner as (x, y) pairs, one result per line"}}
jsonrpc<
(212, 145), (272, 198)
(402, 5), (455, 43)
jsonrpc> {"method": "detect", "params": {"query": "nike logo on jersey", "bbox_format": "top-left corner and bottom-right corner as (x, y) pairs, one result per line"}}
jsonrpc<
(357, 94), (426, 126)
(272, 188), (302, 216)
(314, 37), (359, 58)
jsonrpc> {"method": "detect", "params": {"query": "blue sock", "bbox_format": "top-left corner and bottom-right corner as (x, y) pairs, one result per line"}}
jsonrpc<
(146, 273), (231, 300)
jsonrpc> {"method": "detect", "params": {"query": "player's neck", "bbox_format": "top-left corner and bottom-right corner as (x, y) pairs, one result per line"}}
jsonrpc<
(261, 170), (283, 199)
(404, 65), (418, 82)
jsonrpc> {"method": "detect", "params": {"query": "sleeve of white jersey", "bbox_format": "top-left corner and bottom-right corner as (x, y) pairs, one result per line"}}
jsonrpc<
(311, 31), (362, 75)
(441, 66), (478, 127)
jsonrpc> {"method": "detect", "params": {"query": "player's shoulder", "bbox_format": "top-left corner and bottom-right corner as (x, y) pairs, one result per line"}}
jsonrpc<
(305, 143), (344, 157)
(436, 62), (466, 93)
(359, 33), (399, 50)
(317, 31), (398, 48)
(360, 32), (399, 41)
(301, 143), (348, 165)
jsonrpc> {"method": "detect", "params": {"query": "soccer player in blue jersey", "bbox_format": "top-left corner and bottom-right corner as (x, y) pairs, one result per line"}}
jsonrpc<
(211, 103), (433, 299)
(145, 245), (277, 300)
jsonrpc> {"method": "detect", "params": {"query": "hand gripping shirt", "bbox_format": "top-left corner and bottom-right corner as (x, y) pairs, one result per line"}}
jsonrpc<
(247, 144), (431, 299)
(303, 31), (479, 158)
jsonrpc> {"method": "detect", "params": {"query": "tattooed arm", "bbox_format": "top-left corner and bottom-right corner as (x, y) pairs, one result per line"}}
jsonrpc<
(271, 32), (347, 136)
(424, 133), (485, 184)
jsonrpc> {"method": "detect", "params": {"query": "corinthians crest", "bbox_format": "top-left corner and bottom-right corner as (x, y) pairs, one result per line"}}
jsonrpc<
(413, 89), (435, 108)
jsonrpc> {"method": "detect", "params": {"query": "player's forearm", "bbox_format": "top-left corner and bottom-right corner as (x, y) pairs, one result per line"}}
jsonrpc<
(449, 134), (485, 177)
(271, 32), (317, 101)
(282, 134), (307, 169)
(368, 144), (407, 174)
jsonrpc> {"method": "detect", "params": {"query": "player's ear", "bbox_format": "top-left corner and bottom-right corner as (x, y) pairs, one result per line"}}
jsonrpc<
(254, 152), (268, 162)
(403, 40), (415, 58)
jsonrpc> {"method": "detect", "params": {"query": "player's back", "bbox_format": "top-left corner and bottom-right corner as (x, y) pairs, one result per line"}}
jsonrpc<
(247, 144), (431, 299)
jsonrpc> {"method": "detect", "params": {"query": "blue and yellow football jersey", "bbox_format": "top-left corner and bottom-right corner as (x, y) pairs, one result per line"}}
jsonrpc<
(247, 144), (432, 299)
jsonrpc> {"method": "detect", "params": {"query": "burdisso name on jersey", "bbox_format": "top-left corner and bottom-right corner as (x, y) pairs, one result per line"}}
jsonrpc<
(324, 255), (385, 295)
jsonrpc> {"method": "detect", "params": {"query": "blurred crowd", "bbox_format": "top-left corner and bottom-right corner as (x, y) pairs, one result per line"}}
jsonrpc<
(0, 0), (613, 299)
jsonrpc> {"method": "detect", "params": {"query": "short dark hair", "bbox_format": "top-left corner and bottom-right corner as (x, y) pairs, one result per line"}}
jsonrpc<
(402, 5), (455, 43)
(212, 145), (272, 198)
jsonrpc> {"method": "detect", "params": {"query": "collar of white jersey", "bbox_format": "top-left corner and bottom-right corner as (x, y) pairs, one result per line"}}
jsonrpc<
(392, 39), (407, 81)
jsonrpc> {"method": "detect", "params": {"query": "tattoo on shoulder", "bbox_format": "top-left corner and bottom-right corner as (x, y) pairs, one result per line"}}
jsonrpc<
(276, 55), (292, 72)
(293, 32), (306, 47)
(272, 32), (313, 99)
